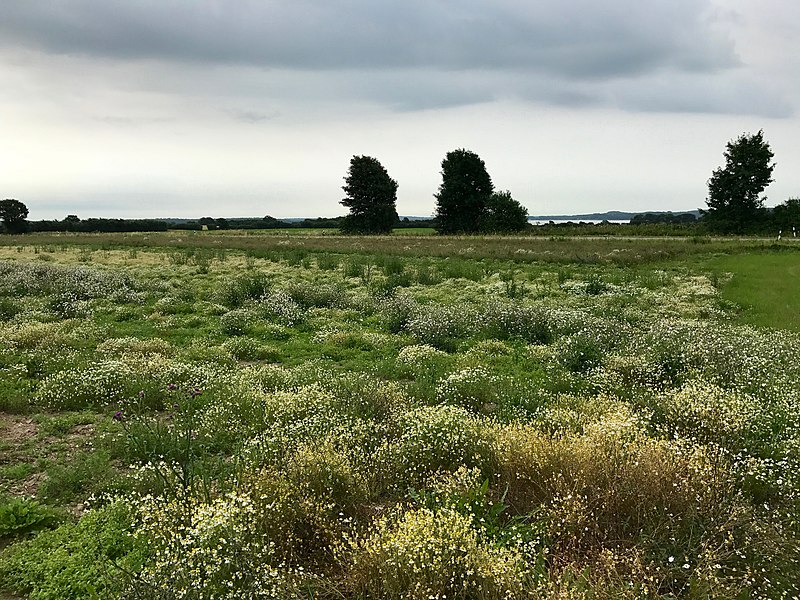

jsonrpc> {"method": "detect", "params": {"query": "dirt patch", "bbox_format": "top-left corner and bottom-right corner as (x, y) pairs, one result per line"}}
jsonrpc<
(0, 413), (41, 497)
(0, 414), (37, 446)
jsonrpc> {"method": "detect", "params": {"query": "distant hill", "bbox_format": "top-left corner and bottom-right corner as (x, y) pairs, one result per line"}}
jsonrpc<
(529, 210), (701, 221)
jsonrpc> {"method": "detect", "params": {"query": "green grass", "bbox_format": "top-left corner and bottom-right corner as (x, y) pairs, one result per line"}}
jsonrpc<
(706, 249), (800, 331)
(392, 227), (436, 235)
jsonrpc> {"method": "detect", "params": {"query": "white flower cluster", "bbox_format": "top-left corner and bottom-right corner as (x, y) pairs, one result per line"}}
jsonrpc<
(255, 291), (303, 326)
(131, 490), (301, 599)
(35, 360), (132, 410)
(0, 260), (137, 300)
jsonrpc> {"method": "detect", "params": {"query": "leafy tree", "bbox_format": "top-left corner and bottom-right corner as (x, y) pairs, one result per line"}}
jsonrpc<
(0, 199), (29, 234)
(340, 155), (399, 234)
(482, 191), (529, 233)
(771, 198), (800, 233)
(198, 216), (217, 230)
(703, 130), (775, 233)
(435, 149), (494, 234)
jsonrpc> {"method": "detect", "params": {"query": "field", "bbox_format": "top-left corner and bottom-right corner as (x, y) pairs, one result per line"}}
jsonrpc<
(0, 232), (798, 599)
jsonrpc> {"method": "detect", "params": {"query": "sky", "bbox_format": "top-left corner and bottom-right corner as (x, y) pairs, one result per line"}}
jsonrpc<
(1, 1), (799, 220)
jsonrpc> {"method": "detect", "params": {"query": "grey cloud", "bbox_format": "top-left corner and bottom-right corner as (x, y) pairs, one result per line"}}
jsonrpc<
(227, 108), (279, 123)
(2, 1), (790, 118)
(608, 73), (794, 118)
(0, 0), (738, 78)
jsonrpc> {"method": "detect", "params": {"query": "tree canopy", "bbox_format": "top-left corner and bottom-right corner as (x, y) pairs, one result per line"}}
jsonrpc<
(703, 130), (775, 234)
(434, 149), (494, 234)
(340, 155), (399, 234)
(482, 191), (529, 233)
(0, 199), (29, 234)
(771, 198), (800, 233)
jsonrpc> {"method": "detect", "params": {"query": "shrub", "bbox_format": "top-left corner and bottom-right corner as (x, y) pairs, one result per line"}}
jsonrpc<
(219, 308), (255, 335)
(35, 361), (133, 410)
(128, 490), (301, 599)
(481, 301), (552, 343)
(179, 339), (235, 365)
(351, 507), (525, 599)
(381, 405), (494, 488)
(322, 372), (410, 422)
(406, 303), (476, 350)
(395, 344), (450, 381)
(286, 280), (346, 308)
(214, 385), (354, 468)
(222, 336), (280, 361)
(96, 336), (173, 357)
(377, 293), (417, 334)
(657, 381), (765, 448)
(492, 422), (744, 596)
(435, 366), (499, 412)
(215, 272), (271, 308)
(0, 297), (22, 321)
(0, 261), (137, 301)
(555, 332), (605, 372)
(255, 290), (303, 326)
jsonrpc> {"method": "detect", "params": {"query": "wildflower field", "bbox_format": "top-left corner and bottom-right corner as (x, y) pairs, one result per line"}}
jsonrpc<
(0, 234), (798, 599)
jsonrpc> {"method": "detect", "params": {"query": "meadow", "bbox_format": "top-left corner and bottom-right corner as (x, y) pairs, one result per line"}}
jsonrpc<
(0, 232), (798, 599)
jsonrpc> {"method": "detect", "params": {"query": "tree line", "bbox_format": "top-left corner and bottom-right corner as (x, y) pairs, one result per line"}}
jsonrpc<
(1, 135), (797, 236)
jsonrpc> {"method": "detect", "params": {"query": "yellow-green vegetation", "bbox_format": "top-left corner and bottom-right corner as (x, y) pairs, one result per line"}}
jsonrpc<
(0, 235), (798, 599)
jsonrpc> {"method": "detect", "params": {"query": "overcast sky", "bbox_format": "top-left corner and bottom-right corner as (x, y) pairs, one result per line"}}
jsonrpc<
(1, 1), (798, 220)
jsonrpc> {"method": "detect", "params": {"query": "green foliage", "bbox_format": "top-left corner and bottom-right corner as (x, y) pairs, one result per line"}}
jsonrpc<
(0, 497), (60, 537)
(0, 296), (22, 320)
(215, 272), (271, 307)
(0, 500), (143, 600)
(340, 155), (399, 234)
(0, 199), (29, 234)
(222, 336), (279, 361)
(483, 190), (529, 233)
(219, 307), (255, 335)
(435, 148), (494, 234)
(556, 333), (605, 372)
(704, 130), (775, 233)
(39, 451), (120, 504)
(706, 251), (800, 331)
(771, 197), (800, 232)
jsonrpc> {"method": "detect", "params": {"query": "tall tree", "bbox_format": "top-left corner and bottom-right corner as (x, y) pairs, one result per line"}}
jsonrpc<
(434, 149), (493, 234)
(0, 199), (29, 234)
(340, 155), (399, 234)
(703, 130), (775, 233)
(482, 190), (529, 233)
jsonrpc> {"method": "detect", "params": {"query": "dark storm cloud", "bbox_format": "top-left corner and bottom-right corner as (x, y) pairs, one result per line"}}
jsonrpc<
(0, 0), (737, 77)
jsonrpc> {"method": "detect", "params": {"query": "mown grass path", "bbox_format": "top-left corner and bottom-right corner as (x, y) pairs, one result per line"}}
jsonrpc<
(706, 249), (800, 331)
